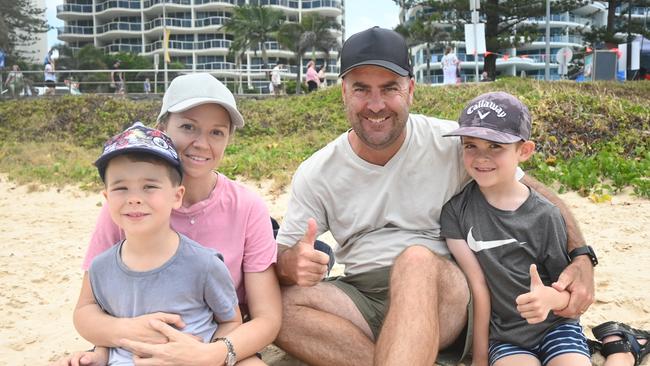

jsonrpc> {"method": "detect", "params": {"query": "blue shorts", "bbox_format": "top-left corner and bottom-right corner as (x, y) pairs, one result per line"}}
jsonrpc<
(488, 323), (590, 366)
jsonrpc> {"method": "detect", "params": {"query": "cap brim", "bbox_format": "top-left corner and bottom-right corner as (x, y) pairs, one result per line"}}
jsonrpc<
(443, 127), (523, 144)
(163, 97), (245, 128)
(339, 60), (411, 78)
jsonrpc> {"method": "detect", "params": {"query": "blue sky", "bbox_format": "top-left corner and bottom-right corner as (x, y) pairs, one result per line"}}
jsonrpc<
(45, 0), (400, 48)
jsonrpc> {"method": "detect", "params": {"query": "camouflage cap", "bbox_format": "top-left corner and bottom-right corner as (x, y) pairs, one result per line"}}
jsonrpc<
(444, 91), (531, 143)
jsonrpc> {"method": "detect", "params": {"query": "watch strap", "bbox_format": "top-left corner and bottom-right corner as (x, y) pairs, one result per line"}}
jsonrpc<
(569, 245), (598, 266)
(213, 337), (237, 366)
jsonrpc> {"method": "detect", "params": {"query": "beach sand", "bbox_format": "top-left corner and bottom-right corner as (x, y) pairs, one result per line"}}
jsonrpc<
(1, 175), (648, 365)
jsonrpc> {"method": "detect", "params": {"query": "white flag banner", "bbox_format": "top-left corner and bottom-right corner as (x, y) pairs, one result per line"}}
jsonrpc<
(464, 23), (486, 55)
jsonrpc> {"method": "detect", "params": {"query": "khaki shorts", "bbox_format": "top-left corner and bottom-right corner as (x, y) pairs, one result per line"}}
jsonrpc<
(327, 266), (473, 365)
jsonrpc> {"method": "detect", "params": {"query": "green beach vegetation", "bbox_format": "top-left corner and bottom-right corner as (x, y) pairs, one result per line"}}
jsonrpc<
(0, 78), (648, 197)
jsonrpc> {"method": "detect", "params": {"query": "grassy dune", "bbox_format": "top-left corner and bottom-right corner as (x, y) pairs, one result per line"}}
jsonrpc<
(0, 78), (648, 197)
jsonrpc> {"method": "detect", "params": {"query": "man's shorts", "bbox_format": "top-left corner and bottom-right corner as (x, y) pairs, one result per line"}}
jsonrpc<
(327, 266), (472, 365)
(488, 322), (590, 366)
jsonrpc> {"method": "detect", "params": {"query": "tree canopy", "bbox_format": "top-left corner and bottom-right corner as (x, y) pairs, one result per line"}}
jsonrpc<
(0, 0), (48, 60)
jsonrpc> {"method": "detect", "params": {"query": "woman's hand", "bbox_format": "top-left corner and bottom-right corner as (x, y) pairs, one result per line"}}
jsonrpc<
(126, 312), (186, 344)
(120, 319), (220, 366)
(49, 347), (109, 366)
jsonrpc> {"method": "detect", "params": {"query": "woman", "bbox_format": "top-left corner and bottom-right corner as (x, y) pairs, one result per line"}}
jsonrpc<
(4, 64), (25, 98)
(441, 46), (459, 85)
(55, 73), (281, 365)
(305, 60), (320, 92)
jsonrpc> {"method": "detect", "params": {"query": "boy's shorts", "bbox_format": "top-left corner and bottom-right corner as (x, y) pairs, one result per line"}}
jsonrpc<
(488, 322), (590, 366)
(327, 266), (472, 365)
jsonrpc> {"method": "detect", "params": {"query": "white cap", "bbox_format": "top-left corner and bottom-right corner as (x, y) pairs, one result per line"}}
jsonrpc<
(157, 73), (245, 129)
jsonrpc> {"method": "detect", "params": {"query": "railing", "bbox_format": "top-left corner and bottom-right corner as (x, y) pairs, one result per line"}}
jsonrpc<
(144, 18), (193, 30)
(302, 0), (342, 9)
(95, 0), (142, 12)
(56, 4), (93, 13)
(143, 39), (232, 52)
(103, 44), (144, 53)
(57, 25), (95, 36)
(194, 0), (242, 5)
(143, 0), (192, 7)
(194, 16), (228, 27)
(615, 6), (649, 16)
(97, 21), (142, 34)
(250, 0), (296, 7)
(530, 14), (591, 25)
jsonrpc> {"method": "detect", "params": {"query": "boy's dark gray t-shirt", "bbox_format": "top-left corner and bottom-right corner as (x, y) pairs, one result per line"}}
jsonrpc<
(440, 181), (576, 348)
(89, 233), (237, 365)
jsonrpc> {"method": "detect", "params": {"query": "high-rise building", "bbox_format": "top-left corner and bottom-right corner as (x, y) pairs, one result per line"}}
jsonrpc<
(15, 0), (49, 63)
(56, 0), (344, 91)
(404, 2), (649, 83)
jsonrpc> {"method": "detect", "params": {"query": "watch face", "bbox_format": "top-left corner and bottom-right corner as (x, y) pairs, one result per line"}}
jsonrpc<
(226, 354), (236, 366)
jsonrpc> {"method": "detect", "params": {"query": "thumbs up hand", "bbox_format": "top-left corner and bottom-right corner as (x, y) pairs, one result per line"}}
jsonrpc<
(515, 264), (559, 324)
(278, 218), (331, 287)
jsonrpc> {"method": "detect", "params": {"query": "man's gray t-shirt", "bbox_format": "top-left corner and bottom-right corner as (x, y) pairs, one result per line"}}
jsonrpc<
(89, 234), (237, 365)
(440, 181), (575, 348)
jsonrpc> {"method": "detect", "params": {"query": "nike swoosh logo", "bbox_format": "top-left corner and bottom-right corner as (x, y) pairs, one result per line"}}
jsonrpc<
(466, 227), (518, 252)
(477, 110), (491, 119)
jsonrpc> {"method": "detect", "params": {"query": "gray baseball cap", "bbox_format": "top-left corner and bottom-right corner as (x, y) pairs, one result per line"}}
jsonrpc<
(157, 73), (244, 129)
(444, 91), (531, 143)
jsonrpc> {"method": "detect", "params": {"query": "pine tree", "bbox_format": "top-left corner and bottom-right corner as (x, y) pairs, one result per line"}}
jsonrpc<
(0, 0), (49, 58)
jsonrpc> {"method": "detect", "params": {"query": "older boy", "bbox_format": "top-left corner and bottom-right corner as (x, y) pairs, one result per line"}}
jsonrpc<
(440, 92), (592, 366)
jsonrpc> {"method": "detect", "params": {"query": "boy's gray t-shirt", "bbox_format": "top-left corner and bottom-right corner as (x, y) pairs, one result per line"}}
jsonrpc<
(89, 233), (237, 365)
(440, 181), (575, 348)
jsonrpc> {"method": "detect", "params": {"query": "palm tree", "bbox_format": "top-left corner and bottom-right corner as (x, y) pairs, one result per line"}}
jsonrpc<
(277, 14), (341, 94)
(224, 4), (284, 92)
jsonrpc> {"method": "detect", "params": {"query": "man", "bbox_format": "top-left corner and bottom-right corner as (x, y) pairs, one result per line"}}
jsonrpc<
(111, 60), (125, 94)
(274, 27), (595, 366)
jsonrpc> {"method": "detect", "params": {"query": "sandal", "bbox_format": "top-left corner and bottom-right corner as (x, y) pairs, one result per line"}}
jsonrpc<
(592, 321), (650, 366)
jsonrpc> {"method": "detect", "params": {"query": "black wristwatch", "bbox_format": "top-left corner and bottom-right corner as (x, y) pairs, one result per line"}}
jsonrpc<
(568, 245), (598, 267)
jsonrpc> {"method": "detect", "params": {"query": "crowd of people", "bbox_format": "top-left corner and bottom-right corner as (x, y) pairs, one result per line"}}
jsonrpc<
(45, 27), (649, 366)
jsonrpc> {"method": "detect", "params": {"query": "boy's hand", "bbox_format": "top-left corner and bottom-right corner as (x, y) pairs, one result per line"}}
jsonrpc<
(129, 312), (185, 344)
(516, 264), (555, 324)
(278, 218), (329, 287)
(49, 347), (109, 366)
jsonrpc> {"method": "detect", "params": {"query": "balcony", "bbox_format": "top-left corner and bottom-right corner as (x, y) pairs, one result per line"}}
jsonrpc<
(533, 35), (583, 45)
(95, 0), (142, 12)
(144, 18), (193, 31)
(103, 43), (144, 53)
(194, 16), (228, 28)
(530, 14), (591, 26)
(57, 3), (93, 21)
(195, 61), (238, 70)
(302, 0), (342, 9)
(96, 21), (142, 34)
(194, 0), (242, 4)
(250, 0), (298, 8)
(196, 39), (232, 50)
(143, 0), (192, 7)
(57, 25), (94, 38)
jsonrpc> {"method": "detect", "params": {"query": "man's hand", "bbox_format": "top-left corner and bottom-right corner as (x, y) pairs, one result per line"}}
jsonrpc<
(551, 256), (594, 318)
(49, 347), (109, 366)
(120, 320), (214, 366)
(278, 218), (330, 287)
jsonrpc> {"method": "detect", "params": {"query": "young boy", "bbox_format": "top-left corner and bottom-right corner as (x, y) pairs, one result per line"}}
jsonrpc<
(79, 122), (240, 365)
(439, 92), (591, 366)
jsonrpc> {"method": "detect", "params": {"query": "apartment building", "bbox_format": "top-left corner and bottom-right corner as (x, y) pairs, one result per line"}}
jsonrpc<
(404, 1), (649, 83)
(56, 0), (344, 91)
